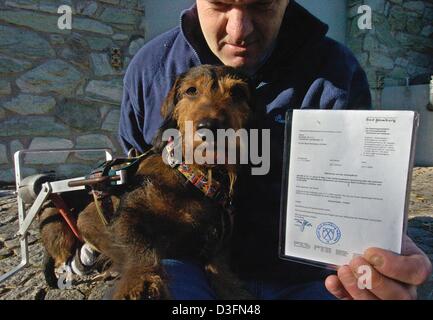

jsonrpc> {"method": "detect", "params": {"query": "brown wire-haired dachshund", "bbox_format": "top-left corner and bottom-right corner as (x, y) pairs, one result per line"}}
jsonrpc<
(38, 65), (255, 299)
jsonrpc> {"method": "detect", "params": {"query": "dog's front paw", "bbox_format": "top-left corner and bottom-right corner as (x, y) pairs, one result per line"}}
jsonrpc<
(113, 274), (166, 300)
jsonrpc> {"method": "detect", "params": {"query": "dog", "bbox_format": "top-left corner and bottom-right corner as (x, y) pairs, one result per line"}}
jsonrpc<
(38, 65), (255, 299)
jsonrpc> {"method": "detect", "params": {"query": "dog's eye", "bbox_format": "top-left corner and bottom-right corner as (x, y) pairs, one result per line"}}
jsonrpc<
(230, 85), (248, 101)
(185, 86), (198, 96)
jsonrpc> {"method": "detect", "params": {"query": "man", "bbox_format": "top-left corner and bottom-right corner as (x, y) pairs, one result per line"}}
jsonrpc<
(118, 0), (431, 299)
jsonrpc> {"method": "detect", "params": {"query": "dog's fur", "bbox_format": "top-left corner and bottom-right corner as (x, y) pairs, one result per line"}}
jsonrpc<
(38, 65), (255, 299)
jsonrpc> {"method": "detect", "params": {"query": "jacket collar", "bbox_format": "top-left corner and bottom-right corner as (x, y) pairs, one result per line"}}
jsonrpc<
(180, 5), (222, 66)
(258, 1), (329, 81)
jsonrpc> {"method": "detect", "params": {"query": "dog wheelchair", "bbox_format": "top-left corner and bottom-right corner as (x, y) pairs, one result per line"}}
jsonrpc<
(0, 148), (144, 288)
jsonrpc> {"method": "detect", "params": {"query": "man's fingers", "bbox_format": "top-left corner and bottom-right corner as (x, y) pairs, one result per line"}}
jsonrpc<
(325, 274), (352, 300)
(337, 265), (378, 300)
(349, 256), (417, 300)
(401, 235), (424, 255)
(364, 246), (432, 286)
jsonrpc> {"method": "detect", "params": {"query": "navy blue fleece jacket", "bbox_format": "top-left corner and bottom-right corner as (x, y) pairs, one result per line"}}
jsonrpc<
(119, 2), (372, 282)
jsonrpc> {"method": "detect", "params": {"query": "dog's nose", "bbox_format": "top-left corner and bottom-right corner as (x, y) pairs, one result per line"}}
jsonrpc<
(197, 118), (221, 131)
(196, 118), (222, 138)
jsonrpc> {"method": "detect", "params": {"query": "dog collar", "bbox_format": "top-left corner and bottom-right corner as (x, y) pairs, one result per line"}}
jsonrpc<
(164, 141), (230, 207)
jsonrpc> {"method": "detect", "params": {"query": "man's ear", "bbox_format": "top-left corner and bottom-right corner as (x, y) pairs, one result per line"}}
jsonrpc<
(160, 74), (185, 119)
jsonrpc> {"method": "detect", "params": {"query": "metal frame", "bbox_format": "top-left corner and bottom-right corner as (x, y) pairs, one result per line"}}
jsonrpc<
(0, 148), (113, 284)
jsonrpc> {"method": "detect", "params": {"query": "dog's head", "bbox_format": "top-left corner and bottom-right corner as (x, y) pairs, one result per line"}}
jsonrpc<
(153, 65), (254, 174)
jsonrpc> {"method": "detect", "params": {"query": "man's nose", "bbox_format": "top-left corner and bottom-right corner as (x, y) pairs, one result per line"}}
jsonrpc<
(226, 8), (254, 45)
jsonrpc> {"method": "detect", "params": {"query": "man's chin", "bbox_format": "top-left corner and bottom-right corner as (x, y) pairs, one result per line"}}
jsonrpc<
(223, 57), (258, 72)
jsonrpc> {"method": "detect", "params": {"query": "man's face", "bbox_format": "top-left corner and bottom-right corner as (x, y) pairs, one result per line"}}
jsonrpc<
(196, 0), (289, 72)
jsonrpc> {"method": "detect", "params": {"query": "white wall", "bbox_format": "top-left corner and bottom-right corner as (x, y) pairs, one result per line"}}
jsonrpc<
(144, 0), (194, 42)
(144, 0), (348, 44)
(379, 85), (433, 166)
(296, 0), (348, 44)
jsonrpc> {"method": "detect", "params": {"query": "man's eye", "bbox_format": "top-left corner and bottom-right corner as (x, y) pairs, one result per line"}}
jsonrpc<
(185, 87), (198, 96)
(252, 1), (274, 10)
(210, 1), (230, 11)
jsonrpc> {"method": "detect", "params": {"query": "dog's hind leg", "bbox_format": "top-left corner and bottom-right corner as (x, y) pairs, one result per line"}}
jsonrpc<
(38, 207), (78, 268)
(76, 197), (119, 254)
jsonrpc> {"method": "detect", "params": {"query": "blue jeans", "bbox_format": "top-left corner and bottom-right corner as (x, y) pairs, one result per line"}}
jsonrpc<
(162, 259), (336, 300)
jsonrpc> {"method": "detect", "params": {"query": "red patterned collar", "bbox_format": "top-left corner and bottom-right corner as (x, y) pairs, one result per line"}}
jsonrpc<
(164, 140), (231, 208)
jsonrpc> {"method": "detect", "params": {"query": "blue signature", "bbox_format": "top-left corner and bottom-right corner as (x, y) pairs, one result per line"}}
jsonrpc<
(295, 217), (312, 232)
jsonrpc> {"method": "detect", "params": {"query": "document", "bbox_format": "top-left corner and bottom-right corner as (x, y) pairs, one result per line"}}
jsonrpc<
(280, 110), (419, 267)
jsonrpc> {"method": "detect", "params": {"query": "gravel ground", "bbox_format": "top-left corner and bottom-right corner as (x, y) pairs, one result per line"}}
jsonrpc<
(0, 167), (432, 300)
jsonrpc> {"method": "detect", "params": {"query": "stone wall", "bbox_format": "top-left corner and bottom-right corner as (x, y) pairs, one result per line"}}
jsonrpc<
(347, 0), (433, 89)
(0, 0), (146, 182)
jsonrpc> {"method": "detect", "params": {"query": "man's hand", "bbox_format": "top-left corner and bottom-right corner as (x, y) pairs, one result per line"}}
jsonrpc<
(325, 235), (432, 300)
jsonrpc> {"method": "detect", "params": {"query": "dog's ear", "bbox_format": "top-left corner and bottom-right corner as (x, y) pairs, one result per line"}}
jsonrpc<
(151, 116), (177, 153)
(160, 73), (185, 119)
(228, 68), (256, 111)
(230, 69), (259, 127)
(152, 74), (186, 153)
